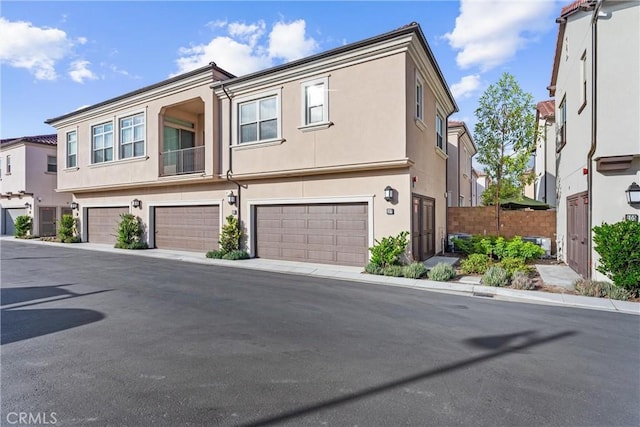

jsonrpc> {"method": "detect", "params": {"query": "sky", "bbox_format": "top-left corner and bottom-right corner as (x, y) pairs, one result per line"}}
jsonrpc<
(1, 0), (562, 144)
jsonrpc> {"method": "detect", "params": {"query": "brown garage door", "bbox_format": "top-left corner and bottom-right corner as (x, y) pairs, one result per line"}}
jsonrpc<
(155, 205), (219, 252)
(255, 203), (368, 266)
(87, 207), (128, 244)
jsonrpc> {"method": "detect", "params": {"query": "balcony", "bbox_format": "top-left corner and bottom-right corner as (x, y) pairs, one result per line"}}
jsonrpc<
(160, 146), (205, 176)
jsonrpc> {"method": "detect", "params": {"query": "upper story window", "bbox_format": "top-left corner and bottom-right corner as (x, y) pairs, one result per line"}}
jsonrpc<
(239, 95), (278, 144)
(579, 51), (587, 113)
(558, 96), (567, 152)
(92, 122), (113, 164)
(66, 130), (77, 168)
(416, 74), (424, 122)
(6, 155), (11, 174)
(436, 114), (444, 151)
(47, 155), (57, 173)
(120, 113), (145, 159)
(301, 77), (328, 127)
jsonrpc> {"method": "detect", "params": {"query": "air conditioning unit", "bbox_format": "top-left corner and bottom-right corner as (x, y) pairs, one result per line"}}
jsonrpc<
(523, 236), (552, 256)
(448, 233), (472, 253)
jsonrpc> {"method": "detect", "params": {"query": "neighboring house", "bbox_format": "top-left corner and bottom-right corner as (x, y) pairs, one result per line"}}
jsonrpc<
(533, 99), (556, 206)
(549, 0), (639, 279)
(475, 169), (489, 205)
(523, 168), (536, 199)
(447, 121), (477, 207)
(46, 23), (458, 266)
(0, 134), (72, 236)
(471, 168), (480, 206)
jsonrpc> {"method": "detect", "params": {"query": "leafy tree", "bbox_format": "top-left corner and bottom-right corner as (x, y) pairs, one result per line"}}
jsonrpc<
(474, 72), (535, 232)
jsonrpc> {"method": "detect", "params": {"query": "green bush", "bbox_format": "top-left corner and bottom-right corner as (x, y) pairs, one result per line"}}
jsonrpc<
(13, 215), (32, 238)
(460, 253), (491, 274)
(574, 279), (632, 301)
(63, 236), (82, 244)
(592, 220), (640, 294)
(115, 213), (148, 249)
(206, 249), (225, 259)
(511, 271), (536, 290)
(452, 235), (497, 256)
(57, 214), (79, 242)
(219, 215), (243, 253)
(364, 262), (384, 275)
(498, 257), (533, 277)
(403, 262), (428, 279)
(482, 266), (509, 287)
(427, 263), (457, 281)
(369, 231), (409, 267)
(382, 265), (405, 277)
(222, 250), (250, 260)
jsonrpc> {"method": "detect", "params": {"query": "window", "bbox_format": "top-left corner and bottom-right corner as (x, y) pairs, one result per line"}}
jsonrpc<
(301, 78), (328, 126)
(163, 116), (195, 151)
(47, 155), (57, 173)
(66, 130), (77, 168)
(558, 96), (567, 152)
(579, 51), (587, 112)
(436, 114), (444, 150)
(416, 74), (424, 121)
(120, 113), (145, 159)
(239, 96), (278, 144)
(6, 155), (11, 174)
(459, 195), (464, 207)
(92, 122), (113, 163)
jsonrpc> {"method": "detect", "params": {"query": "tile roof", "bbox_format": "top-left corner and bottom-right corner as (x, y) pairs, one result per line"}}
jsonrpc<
(561, 0), (593, 17)
(448, 120), (464, 127)
(536, 100), (555, 119)
(1, 134), (57, 147)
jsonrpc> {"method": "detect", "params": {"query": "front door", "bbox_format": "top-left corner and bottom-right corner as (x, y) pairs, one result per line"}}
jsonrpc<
(39, 206), (57, 237)
(412, 194), (435, 261)
(567, 192), (589, 278)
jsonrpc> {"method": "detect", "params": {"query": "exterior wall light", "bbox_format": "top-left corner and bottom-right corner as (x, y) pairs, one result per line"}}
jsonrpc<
(132, 199), (142, 209)
(24, 202), (31, 209)
(70, 201), (79, 210)
(227, 191), (237, 205)
(626, 182), (640, 205)
(384, 186), (394, 202)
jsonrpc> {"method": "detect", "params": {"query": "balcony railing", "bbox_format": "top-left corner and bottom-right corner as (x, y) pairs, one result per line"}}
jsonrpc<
(160, 146), (205, 176)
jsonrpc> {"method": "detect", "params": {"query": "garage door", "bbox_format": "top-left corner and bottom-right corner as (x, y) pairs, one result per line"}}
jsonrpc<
(87, 207), (128, 244)
(3, 208), (27, 235)
(255, 203), (368, 266)
(154, 205), (219, 252)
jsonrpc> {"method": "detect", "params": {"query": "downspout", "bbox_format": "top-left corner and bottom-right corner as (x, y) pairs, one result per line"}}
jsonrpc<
(587, 0), (603, 279)
(220, 84), (243, 223)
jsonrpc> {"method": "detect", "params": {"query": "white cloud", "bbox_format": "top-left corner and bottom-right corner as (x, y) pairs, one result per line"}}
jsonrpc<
(173, 19), (319, 77)
(0, 17), (73, 80)
(450, 74), (481, 99)
(68, 59), (98, 83)
(444, 0), (556, 71)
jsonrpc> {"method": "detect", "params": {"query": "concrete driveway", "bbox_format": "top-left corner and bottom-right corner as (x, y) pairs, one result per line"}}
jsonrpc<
(1, 241), (639, 426)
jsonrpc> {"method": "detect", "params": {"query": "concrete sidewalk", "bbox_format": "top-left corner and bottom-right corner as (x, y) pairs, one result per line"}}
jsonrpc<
(2, 236), (638, 315)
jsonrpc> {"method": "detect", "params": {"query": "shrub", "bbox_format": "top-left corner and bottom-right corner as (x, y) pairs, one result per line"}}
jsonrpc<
(57, 214), (79, 243)
(574, 279), (632, 301)
(63, 236), (82, 244)
(206, 249), (225, 259)
(382, 265), (405, 277)
(364, 262), (385, 275)
(219, 215), (243, 253)
(222, 250), (250, 260)
(403, 262), (428, 279)
(369, 231), (409, 267)
(460, 253), (491, 275)
(13, 215), (32, 238)
(482, 266), (509, 287)
(592, 220), (640, 294)
(115, 213), (148, 249)
(452, 235), (497, 256)
(498, 257), (533, 277)
(427, 263), (457, 281)
(511, 271), (536, 290)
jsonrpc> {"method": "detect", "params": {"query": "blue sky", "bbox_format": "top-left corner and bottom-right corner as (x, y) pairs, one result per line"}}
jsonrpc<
(1, 1), (562, 141)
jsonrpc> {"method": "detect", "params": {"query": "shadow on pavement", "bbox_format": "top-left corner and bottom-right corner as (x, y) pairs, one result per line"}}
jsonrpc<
(239, 330), (577, 427)
(1, 284), (79, 306)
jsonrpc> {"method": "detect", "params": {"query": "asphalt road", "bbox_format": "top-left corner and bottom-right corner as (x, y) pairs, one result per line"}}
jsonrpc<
(1, 241), (639, 426)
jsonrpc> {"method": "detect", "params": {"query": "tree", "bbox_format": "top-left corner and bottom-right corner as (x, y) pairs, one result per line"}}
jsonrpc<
(474, 72), (535, 232)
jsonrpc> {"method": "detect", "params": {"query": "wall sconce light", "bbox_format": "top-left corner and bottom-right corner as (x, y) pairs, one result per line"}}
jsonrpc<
(384, 186), (394, 202)
(24, 202), (31, 209)
(626, 182), (640, 205)
(70, 201), (79, 210)
(227, 191), (237, 205)
(132, 199), (141, 209)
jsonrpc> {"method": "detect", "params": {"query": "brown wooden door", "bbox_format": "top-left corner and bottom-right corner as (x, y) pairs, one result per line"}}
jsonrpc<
(412, 194), (435, 261)
(39, 207), (57, 237)
(567, 192), (589, 278)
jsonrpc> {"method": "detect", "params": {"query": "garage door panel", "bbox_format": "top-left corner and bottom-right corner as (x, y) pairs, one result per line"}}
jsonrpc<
(155, 205), (219, 252)
(255, 203), (368, 266)
(88, 207), (128, 244)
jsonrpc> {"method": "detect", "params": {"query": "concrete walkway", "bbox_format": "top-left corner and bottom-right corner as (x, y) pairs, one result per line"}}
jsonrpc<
(535, 264), (582, 289)
(2, 236), (638, 315)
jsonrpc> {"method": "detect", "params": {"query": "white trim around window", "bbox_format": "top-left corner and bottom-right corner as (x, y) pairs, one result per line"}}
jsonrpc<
(415, 72), (425, 123)
(232, 88), (283, 147)
(435, 112), (444, 151)
(89, 110), (146, 165)
(90, 121), (114, 164)
(66, 130), (77, 169)
(118, 111), (146, 160)
(299, 76), (330, 130)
